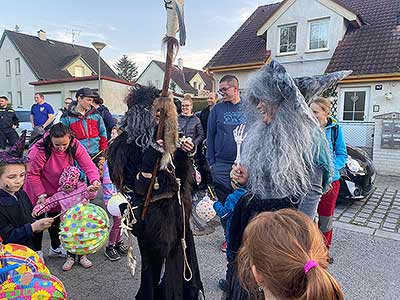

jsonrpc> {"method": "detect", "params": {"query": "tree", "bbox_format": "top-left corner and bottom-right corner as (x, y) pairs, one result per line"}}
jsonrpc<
(169, 81), (177, 92)
(114, 55), (138, 82)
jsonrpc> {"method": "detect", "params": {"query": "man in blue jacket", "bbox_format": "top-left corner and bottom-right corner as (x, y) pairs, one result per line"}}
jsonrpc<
(206, 75), (245, 252)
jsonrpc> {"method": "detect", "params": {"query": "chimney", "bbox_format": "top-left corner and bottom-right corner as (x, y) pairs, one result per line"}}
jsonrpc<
(177, 58), (184, 70)
(37, 30), (46, 41)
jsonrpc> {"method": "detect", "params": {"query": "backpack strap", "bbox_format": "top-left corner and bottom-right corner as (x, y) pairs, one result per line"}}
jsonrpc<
(331, 124), (339, 154)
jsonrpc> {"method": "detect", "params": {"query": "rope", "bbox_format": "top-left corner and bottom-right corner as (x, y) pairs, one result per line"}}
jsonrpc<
(120, 202), (138, 277)
(176, 178), (192, 282)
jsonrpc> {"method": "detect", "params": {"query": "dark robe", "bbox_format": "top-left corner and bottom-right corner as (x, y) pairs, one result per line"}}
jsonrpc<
(108, 132), (204, 300)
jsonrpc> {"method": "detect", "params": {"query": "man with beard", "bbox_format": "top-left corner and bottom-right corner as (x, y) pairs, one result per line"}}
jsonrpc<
(107, 85), (204, 300)
(225, 61), (351, 300)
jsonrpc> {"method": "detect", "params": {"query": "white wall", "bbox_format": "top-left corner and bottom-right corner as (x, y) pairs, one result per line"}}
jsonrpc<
(373, 119), (400, 176)
(0, 35), (37, 108)
(337, 81), (400, 122)
(212, 69), (260, 92)
(266, 0), (347, 76)
(33, 79), (131, 114)
(137, 62), (184, 94)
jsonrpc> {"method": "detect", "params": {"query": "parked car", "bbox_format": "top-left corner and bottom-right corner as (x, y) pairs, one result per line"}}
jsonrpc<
(339, 145), (376, 200)
(14, 109), (33, 145)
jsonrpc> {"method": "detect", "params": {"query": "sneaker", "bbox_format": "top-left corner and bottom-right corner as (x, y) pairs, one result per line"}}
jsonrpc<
(220, 241), (227, 253)
(62, 256), (75, 271)
(115, 241), (128, 256)
(48, 245), (67, 258)
(104, 245), (121, 261)
(79, 255), (93, 269)
(36, 251), (44, 263)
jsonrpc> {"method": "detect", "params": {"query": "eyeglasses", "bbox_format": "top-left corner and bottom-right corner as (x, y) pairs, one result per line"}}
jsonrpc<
(182, 104), (192, 107)
(218, 86), (235, 95)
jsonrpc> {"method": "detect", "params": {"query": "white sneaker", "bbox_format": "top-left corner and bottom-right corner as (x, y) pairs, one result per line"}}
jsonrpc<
(36, 251), (45, 263)
(48, 245), (67, 258)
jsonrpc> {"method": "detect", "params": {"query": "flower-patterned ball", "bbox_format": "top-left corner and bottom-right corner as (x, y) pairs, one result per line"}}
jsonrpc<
(195, 195), (216, 222)
(59, 203), (110, 255)
(0, 272), (67, 300)
(0, 243), (49, 285)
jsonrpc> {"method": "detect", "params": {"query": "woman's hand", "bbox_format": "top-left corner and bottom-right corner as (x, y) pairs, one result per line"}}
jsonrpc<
(181, 137), (195, 153)
(87, 180), (101, 192)
(31, 218), (54, 232)
(231, 164), (249, 186)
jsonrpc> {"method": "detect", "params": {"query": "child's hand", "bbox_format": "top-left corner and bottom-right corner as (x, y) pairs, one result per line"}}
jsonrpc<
(88, 180), (101, 192)
(231, 164), (249, 186)
(82, 198), (90, 205)
(31, 218), (54, 232)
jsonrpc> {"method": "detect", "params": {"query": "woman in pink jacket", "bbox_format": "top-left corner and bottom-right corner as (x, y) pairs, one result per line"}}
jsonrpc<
(24, 123), (101, 267)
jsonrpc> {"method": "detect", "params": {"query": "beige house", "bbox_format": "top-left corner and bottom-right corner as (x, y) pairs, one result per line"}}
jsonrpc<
(0, 29), (132, 114)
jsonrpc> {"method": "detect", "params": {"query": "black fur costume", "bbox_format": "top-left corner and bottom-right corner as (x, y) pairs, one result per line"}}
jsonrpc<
(107, 86), (204, 300)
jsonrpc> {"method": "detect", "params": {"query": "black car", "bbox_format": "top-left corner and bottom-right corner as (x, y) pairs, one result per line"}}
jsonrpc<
(338, 145), (376, 199)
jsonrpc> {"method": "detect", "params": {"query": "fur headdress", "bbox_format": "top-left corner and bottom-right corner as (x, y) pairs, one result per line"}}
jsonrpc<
(241, 61), (350, 199)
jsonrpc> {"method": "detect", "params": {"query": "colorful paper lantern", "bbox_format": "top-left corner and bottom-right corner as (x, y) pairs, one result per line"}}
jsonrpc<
(59, 203), (110, 255)
(195, 195), (216, 222)
(0, 272), (67, 300)
(107, 193), (128, 217)
(0, 244), (49, 284)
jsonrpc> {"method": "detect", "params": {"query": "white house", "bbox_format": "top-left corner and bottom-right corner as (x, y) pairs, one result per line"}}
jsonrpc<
(137, 59), (214, 97)
(205, 0), (400, 174)
(0, 29), (132, 114)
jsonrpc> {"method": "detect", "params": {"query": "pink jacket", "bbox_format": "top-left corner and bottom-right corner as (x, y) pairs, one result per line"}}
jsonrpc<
(24, 139), (100, 212)
(32, 181), (97, 215)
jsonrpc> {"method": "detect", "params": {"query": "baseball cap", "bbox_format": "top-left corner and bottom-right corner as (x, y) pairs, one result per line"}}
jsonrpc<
(75, 87), (97, 99)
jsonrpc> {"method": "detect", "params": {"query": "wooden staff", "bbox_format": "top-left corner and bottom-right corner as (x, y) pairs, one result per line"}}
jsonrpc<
(141, 0), (185, 220)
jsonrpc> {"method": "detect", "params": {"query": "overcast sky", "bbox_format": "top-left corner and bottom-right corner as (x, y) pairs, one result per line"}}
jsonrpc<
(1, 0), (280, 73)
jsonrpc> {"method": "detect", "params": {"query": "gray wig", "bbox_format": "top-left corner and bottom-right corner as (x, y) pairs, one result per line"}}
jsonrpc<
(241, 60), (350, 199)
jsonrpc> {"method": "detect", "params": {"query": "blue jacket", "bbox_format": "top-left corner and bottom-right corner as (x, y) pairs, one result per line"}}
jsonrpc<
(206, 101), (245, 165)
(213, 187), (247, 259)
(325, 117), (347, 181)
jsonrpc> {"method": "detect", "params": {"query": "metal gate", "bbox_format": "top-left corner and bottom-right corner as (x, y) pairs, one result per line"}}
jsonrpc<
(340, 122), (375, 158)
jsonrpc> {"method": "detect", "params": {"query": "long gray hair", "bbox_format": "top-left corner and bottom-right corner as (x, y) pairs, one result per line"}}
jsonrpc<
(241, 61), (329, 199)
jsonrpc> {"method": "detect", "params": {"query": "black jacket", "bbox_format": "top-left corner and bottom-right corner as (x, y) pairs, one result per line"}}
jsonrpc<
(199, 106), (211, 138)
(0, 189), (35, 249)
(178, 114), (204, 146)
(0, 107), (19, 129)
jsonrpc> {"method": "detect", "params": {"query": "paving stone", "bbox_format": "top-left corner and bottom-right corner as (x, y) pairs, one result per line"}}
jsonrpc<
(366, 222), (381, 229)
(385, 218), (399, 224)
(338, 216), (352, 222)
(334, 221), (375, 235)
(372, 213), (385, 218)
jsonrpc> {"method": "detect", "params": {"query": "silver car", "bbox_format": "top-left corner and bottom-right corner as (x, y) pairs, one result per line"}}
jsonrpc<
(14, 109), (33, 145)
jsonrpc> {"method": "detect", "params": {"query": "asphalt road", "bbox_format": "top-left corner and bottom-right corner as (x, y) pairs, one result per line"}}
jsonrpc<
(43, 222), (400, 300)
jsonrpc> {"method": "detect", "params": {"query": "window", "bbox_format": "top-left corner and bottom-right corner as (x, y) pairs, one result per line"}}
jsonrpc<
(17, 91), (23, 107)
(6, 60), (11, 76)
(309, 19), (329, 50)
(343, 91), (367, 121)
(279, 24), (297, 54)
(15, 58), (21, 74)
(7, 92), (12, 103)
(193, 82), (198, 89)
(147, 80), (153, 86)
(155, 80), (160, 88)
(74, 66), (84, 77)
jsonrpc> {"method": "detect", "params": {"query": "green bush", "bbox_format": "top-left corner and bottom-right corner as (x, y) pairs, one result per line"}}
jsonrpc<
(193, 99), (208, 113)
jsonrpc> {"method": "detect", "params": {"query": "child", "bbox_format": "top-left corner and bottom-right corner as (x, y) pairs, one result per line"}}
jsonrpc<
(213, 185), (246, 295)
(103, 125), (128, 261)
(32, 166), (97, 216)
(0, 132), (53, 254)
(237, 209), (344, 300)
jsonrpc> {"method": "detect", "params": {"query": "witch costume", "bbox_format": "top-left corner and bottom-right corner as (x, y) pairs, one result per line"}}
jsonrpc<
(226, 61), (351, 300)
(0, 132), (38, 250)
(107, 86), (204, 300)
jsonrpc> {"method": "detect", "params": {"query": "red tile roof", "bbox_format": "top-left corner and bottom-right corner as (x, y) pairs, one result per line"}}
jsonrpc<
(327, 0), (400, 75)
(204, 3), (280, 69)
(205, 0), (400, 76)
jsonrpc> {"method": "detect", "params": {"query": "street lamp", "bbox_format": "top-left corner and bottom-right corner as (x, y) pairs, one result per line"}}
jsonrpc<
(92, 41), (107, 96)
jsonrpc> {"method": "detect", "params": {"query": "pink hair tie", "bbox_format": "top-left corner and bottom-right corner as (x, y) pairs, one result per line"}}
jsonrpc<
(304, 260), (319, 274)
